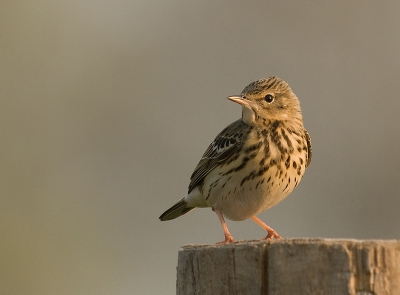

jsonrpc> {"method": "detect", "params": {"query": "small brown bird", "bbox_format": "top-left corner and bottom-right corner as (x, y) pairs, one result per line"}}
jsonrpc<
(159, 76), (312, 244)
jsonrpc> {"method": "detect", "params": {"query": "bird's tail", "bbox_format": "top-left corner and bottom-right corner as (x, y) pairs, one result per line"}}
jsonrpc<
(159, 198), (195, 221)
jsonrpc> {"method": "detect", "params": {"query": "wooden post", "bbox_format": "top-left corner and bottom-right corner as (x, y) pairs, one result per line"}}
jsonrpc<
(177, 239), (400, 295)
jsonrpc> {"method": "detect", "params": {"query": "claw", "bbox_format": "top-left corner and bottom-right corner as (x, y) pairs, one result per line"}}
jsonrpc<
(216, 235), (235, 244)
(262, 229), (282, 240)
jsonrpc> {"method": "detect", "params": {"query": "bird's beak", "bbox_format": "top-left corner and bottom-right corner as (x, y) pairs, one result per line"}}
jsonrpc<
(228, 95), (252, 107)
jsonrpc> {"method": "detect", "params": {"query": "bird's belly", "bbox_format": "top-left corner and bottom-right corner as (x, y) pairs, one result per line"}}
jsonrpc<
(203, 152), (306, 221)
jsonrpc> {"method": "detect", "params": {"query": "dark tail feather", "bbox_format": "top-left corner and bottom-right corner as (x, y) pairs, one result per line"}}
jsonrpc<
(159, 198), (195, 221)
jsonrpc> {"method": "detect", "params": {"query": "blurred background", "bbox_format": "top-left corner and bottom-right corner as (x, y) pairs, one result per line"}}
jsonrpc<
(1, 1), (400, 294)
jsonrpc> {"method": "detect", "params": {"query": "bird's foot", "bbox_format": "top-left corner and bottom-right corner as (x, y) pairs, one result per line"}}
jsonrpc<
(261, 229), (282, 240)
(251, 216), (282, 240)
(216, 234), (235, 244)
(214, 208), (235, 244)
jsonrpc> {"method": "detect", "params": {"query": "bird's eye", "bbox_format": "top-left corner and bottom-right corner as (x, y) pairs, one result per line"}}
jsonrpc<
(264, 94), (274, 103)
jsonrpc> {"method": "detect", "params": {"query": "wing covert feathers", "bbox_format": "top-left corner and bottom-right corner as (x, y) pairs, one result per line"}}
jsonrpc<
(304, 129), (312, 168)
(188, 119), (245, 193)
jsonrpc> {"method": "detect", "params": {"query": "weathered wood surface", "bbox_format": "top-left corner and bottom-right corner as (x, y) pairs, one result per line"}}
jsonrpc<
(177, 239), (400, 295)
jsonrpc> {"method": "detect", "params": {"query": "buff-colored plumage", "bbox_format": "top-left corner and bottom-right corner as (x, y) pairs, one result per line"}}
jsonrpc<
(160, 76), (311, 243)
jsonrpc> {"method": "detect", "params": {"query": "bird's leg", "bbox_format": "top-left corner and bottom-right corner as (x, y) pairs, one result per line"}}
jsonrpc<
(213, 208), (235, 244)
(251, 216), (282, 240)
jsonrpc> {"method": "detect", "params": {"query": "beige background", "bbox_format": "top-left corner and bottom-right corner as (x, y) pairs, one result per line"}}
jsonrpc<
(1, 1), (400, 294)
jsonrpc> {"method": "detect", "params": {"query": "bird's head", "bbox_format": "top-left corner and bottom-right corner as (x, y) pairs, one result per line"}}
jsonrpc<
(228, 76), (302, 126)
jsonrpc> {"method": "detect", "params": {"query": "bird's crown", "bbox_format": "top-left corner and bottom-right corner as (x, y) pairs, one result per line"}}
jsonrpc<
(241, 76), (291, 96)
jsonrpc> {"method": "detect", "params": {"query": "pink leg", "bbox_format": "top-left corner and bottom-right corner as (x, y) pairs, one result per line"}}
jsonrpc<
(213, 208), (235, 244)
(251, 216), (282, 240)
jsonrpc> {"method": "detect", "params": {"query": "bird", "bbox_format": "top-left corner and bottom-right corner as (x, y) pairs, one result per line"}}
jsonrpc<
(159, 76), (312, 244)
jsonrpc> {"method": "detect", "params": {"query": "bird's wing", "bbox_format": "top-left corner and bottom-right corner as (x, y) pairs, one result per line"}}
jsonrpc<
(188, 119), (245, 193)
(304, 129), (312, 167)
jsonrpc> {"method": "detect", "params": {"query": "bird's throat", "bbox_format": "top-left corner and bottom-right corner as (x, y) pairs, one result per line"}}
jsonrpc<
(242, 106), (256, 125)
